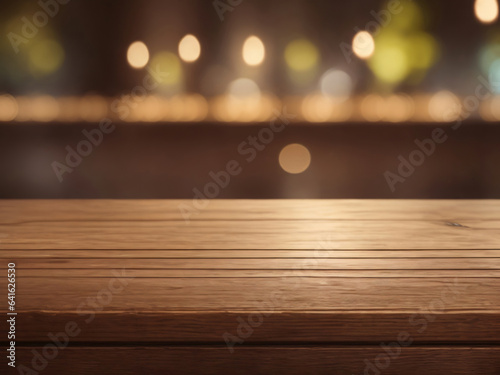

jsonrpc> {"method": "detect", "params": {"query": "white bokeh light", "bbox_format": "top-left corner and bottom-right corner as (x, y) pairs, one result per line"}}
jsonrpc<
(319, 69), (353, 101)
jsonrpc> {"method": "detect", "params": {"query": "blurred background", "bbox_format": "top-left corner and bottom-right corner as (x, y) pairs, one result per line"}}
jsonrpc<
(1, 0), (500, 198)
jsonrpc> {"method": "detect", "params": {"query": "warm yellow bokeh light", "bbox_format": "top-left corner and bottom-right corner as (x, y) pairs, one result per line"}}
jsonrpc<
(78, 96), (109, 122)
(390, 0), (424, 31)
(284, 39), (319, 72)
(385, 94), (415, 122)
(150, 51), (182, 86)
(301, 95), (332, 122)
(428, 91), (462, 122)
(225, 78), (262, 122)
(360, 94), (386, 122)
(369, 47), (409, 84)
(30, 96), (60, 122)
(0, 95), (18, 121)
(301, 95), (352, 122)
(29, 39), (65, 75)
(352, 31), (375, 59)
(475, 0), (499, 24)
(242, 36), (265, 66)
(365, 0), (439, 86)
(490, 96), (500, 120)
(178, 34), (201, 63)
(368, 30), (412, 84)
(213, 94), (279, 122)
(279, 144), (311, 174)
(407, 33), (438, 70)
(127, 41), (149, 69)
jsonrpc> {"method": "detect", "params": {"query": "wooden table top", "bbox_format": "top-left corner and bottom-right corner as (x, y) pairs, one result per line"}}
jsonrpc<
(1, 200), (499, 374)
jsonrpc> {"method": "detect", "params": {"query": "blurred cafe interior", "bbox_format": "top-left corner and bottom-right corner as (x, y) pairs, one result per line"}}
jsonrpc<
(1, 0), (500, 199)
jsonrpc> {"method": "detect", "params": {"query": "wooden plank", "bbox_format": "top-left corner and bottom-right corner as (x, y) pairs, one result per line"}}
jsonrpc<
(4, 277), (499, 312)
(11, 269), (500, 278)
(5, 347), (500, 375)
(2, 249), (500, 258)
(1, 200), (499, 250)
(7, 312), (500, 343)
(2, 219), (499, 249)
(5, 258), (500, 269)
(2, 199), (500, 222)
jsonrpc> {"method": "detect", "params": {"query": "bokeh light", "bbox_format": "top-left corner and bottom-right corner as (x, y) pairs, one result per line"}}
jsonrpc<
(127, 41), (150, 69)
(28, 39), (65, 75)
(319, 69), (353, 101)
(212, 94), (279, 123)
(162, 95), (208, 122)
(149, 51), (183, 87)
(407, 33), (438, 70)
(139, 96), (164, 122)
(30, 96), (60, 122)
(475, 0), (499, 24)
(489, 58), (500, 93)
(369, 41), (410, 84)
(228, 78), (261, 99)
(178, 34), (201, 63)
(222, 78), (262, 122)
(391, 0), (424, 31)
(490, 96), (500, 120)
(0, 95), (19, 121)
(301, 95), (353, 122)
(385, 94), (415, 122)
(352, 31), (375, 59)
(242, 36), (265, 66)
(480, 42), (500, 74)
(78, 96), (109, 122)
(368, 0), (439, 87)
(279, 144), (311, 174)
(360, 94), (386, 122)
(284, 39), (319, 72)
(428, 91), (462, 122)
(359, 94), (415, 122)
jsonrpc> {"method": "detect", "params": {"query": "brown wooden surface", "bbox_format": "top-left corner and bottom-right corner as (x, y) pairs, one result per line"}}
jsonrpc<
(1, 200), (499, 373)
(1, 200), (500, 249)
(9, 347), (500, 375)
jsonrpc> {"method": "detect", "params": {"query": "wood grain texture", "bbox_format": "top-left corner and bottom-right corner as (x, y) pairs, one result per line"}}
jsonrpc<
(4, 347), (500, 375)
(9, 269), (500, 277)
(1, 200), (499, 249)
(0, 248), (500, 258)
(7, 312), (500, 343)
(2, 219), (499, 249)
(6, 258), (500, 269)
(0, 200), (499, 373)
(2, 249), (500, 258)
(2, 199), (500, 222)
(2, 199), (500, 221)
(5, 277), (498, 312)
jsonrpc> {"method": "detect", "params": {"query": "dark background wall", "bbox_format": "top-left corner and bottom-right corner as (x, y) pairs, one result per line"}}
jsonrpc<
(1, 122), (498, 199)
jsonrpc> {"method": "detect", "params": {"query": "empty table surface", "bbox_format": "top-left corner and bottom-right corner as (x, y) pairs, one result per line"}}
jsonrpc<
(1, 200), (499, 374)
